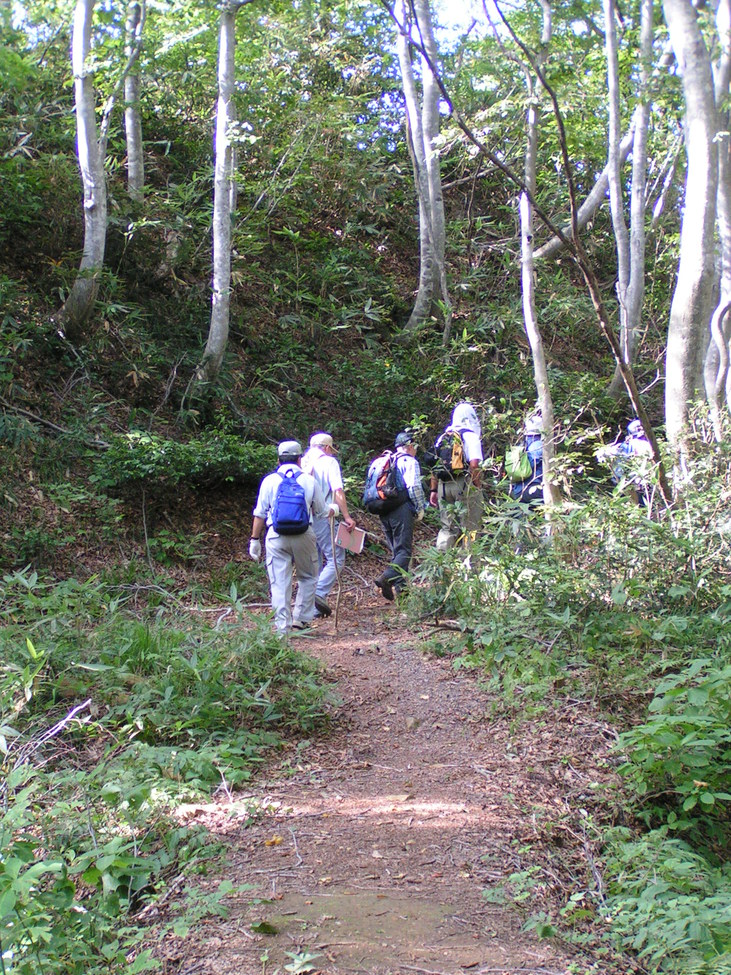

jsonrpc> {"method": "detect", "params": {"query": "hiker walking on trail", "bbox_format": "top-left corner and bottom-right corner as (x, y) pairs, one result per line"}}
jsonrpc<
(506, 410), (544, 507)
(428, 402), (484, 551)
(301, 431), (357, 618)
(364, 430), (425, 602)
(249, 440), (338, 633)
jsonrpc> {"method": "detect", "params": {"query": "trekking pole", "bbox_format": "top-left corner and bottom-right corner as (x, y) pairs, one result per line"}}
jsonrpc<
(329, 515), (343, 631)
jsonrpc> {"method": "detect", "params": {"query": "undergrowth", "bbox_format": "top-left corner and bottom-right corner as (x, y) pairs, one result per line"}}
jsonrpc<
(0, 570), (335, 974)
(408, 429), (731, 974)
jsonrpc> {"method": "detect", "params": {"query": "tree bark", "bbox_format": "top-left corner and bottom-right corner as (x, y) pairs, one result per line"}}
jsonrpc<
(395, 0), (448, 338)
(124, 1), (145, 203)
(56, 0), (107, 340)
(606, 0), (652, 398)
(413, 0), (451, 343)
(662, 0), (719, 450)
(518, 0), (561, 507)
(198, 2), (241, 385)
(703, 0), (731, 438)
(398, 9), (435, 334)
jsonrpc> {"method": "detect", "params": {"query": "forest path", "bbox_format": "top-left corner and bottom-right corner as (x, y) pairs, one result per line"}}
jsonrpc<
(164, 580), (606, 975)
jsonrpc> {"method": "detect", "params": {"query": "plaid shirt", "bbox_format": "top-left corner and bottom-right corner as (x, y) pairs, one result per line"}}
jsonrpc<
(395, 449), (425, 513)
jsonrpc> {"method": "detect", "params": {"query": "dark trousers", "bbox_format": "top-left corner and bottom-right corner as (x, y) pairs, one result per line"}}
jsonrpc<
(380, 503), (414, 591)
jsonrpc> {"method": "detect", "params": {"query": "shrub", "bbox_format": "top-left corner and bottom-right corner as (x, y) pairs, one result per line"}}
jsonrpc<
(604, 827), (731, 975)
(92, 431), (278, 490)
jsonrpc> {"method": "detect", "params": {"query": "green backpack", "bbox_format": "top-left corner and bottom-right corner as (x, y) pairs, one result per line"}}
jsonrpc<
(504, 445), (533, 482)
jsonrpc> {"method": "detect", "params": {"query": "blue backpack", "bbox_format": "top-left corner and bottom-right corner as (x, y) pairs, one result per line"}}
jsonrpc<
(271, 469), (310, 535)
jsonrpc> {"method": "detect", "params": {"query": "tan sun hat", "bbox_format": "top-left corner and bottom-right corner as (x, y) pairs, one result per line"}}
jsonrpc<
(309, 432), (338, 452)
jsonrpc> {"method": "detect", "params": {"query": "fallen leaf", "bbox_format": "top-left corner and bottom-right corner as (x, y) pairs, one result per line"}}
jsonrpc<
(264, 835), (283, 847)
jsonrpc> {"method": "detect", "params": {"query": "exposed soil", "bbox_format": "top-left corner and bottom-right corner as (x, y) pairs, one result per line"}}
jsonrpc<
(159, 542), (617, 975)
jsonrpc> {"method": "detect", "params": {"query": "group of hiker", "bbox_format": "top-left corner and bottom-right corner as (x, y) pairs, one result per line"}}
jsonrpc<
(249, 405), (654, 633)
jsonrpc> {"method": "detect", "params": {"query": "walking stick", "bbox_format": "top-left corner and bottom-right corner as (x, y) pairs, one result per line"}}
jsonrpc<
(330, 515), (343, 631)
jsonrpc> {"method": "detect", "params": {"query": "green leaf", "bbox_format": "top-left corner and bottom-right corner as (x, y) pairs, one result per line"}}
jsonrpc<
(0, 887), (17, 918)
(610, 583), (627, 606)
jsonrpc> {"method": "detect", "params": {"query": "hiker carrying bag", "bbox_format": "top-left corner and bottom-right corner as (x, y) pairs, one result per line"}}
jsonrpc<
(362, 451), (408, 515)
(505, 444), (533, 483)
(432, 429), (466, 481)
(271, 469), (310, 535)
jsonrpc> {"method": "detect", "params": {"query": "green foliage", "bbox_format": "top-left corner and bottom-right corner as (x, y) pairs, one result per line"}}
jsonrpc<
(604, 827), (731, 974)
(0, 569), (333, 972)
(616, 660), (731, 834)
(407, 433), (731, 972)
(93, 431), (278, 490)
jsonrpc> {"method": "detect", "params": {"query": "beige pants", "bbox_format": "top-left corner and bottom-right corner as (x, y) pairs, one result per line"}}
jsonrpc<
(435, 478), (483, 552)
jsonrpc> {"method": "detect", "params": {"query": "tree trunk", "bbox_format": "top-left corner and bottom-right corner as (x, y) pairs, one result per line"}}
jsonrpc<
(396, 0), (448, 337)
(198, 2), (240, 385)
(603, 0), (632, 395)
(625, 0), (652, 365)
(518, 0), (561, 507)
(413, 0), (451, 343)
(124, 1), (145, 203)
(607, 0), (652, 398)
(662, 0), (719, 450)
(703, 0), (731, 438)
(56, 0), (107, 340)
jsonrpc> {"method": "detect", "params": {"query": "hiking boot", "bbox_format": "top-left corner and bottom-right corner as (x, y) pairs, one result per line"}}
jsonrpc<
(314, 595), (332, 618)
(374, 575), (394, 602)
(291, 619), (311, 631)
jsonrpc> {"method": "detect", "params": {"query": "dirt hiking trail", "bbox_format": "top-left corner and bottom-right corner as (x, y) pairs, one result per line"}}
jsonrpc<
(165, 581), (610, 975)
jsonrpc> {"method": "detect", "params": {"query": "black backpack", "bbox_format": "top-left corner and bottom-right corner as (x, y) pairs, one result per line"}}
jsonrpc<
(431, 429), (467, 481)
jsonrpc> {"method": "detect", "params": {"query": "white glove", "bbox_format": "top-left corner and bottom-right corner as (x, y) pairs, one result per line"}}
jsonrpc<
(416, 509), (424, 521)
(328, 503), (340, 518)
(248, 538), (261, 562)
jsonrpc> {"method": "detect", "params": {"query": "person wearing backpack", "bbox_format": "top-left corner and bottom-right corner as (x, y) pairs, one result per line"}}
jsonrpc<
(506, 410), (544, 507)
(598, 418), (653, 506)
(368, 431), (426, 601)
(249, 440), (339, 633)
(428, 402), (484, 552)
(300, 431), (357, 618)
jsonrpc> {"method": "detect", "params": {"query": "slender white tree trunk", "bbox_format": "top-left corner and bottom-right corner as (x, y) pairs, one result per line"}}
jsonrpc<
(662, 0), (719, 450)
(413, 0), (451, 342)
(124, 1), (145, 203)
(703, 0), (731, 437)
(56, 0), (107, 339)
(396, 0), (448, 337)
(519, 0), (561, 507)
(397, 0), (434, 332)
(606, 0), (652, 397)
(199, 2), (241, 384)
